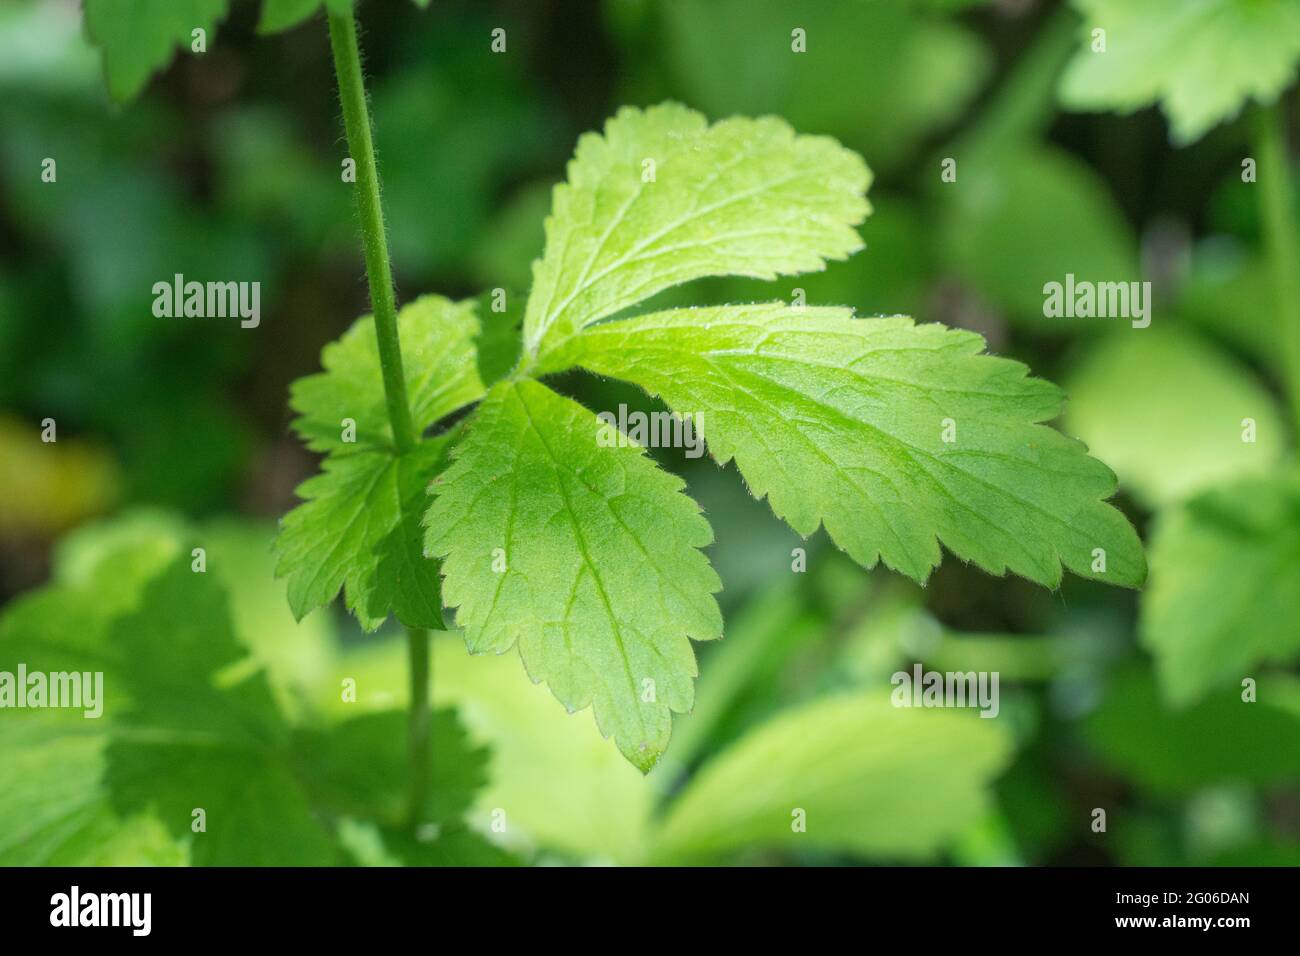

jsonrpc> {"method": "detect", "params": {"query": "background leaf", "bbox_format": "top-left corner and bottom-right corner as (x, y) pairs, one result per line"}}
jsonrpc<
(654, 691), (1011, 861)
(1142, 472), (1300, 702)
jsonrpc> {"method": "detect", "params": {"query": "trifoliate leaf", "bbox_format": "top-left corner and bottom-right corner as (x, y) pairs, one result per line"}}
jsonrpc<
(1059, 0), (1300, 144)
(549, 303), (1145, 589)
(522, 102), (870, 364)
(424, 379), (723, 772)
(654, 692), (1011, 861)
(1064, 327), (1286, 508)
(277, 437), (452, 631)
(288, 295), (484, 455)
(83, 0), (231, 102)
(1142, 472), (1300, 703)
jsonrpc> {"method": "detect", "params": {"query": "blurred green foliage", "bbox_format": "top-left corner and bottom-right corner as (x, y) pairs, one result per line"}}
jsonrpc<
(1, 0), (1297, 866)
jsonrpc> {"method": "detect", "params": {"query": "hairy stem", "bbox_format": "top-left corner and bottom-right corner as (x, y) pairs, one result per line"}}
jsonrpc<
(1253, 101), (1300, 431)
(326, 8), (430, 832)
(326, 7), (417, 454)
(406, 625), (431, 831)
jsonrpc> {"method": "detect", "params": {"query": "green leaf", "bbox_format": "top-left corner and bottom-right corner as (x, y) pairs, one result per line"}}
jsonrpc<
(429, 635), (655, 863)
(288, 295), (484, 456)
(1142, 472), (1300, 703)
(278, 295), (486, 630)
(643, 0), (992, 172)
(1059, 0), (1300, 144)
(522, 102), (870, 364)
(550, 303), (1145, 589)
(315, 633), (655, 863)
(258, 0), (352, 35)
(1063, 326), (1286, 508)
(0, 728), (187, 866)
(654, 692), (1011, 861)
(297, 709), (489, 829)
(473, 288), (525, 390)
(938, 145), (1139, 327)
(371, 824), (517, 867)
(277, 437), (452, 631)
(0, 545), (339, 865)
(83, 0), (231, 102)
(1086, 668), (1300, 794)
(101, 564), (339, 866)
(424, 379), (723, 772)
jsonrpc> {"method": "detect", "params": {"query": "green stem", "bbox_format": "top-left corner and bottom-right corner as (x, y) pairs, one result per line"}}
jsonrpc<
(1253, 102), (1300, 432)
(406, 625), (431, 830)
(326, 7), (417, 454)
(326, 8), (430, 831)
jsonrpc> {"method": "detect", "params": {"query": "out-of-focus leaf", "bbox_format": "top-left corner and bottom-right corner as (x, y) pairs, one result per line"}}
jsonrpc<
(0, 0), (98, 94)
(83, 0), (231, 102)
(471, 183), (551, 294)
(1064, 327), (1286, 507)
(258, 0), (352, 35)
(296, 709), (488, 829)
(1178, 239), (1280, 367)
(1059, 0), (1300, 145)
(644, 0), (991, 170)
(655, 691), (1011, 861)
(939, 145), (1139, 327)
(662, 582), (814, 772)
(1142, 472), (1300, 703)
(371, 56), (551, 276)
(101, 564), (338, 866)
(0, 538), (338, 865)
(319, 635), (655, 864)
(1086, 668), (1300, 794)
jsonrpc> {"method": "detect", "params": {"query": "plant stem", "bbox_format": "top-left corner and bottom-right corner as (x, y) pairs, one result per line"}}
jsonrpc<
(326, 7), (430, 832)
(406, 625), (431, 831)
(1253, 102), (1300, 432)
(326, 7), (417, 455)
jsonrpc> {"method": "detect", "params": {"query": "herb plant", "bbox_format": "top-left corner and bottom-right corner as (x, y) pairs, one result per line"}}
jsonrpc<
(75, 2), (1145, 776)
(10, 0), (1223, 868)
